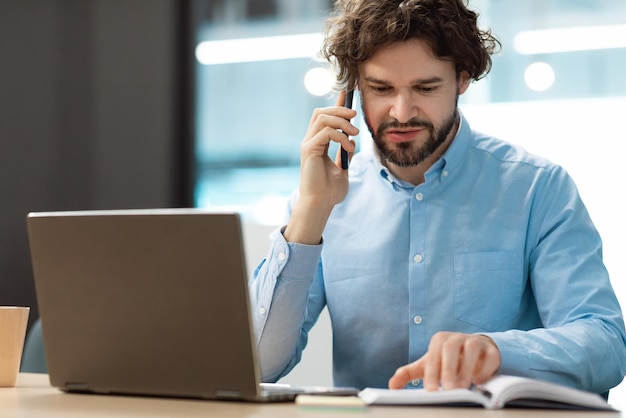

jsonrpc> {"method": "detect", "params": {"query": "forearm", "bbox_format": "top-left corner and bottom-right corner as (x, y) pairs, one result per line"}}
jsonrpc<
(248, 228), (324, 381)
(283, 196), (334, 245)
(487, 319), (626, 394)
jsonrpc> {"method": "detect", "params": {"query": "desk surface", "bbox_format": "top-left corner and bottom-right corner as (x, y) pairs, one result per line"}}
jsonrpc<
(2, 373), (622, 418)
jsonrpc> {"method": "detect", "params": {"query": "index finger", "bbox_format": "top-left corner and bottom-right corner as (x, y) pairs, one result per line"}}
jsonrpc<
(388, 359), (425, 389)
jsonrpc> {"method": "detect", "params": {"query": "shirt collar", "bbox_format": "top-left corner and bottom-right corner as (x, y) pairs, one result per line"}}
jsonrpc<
(433, 110), (471, 181)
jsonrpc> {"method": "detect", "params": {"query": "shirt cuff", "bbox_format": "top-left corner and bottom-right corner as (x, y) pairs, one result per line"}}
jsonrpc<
(269, 226), (323, 281)
(482, 332), (530, 376)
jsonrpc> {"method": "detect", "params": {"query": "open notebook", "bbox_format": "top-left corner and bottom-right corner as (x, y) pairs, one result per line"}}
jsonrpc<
(26, 209), (357, 402)
(358, 375), (614, 410)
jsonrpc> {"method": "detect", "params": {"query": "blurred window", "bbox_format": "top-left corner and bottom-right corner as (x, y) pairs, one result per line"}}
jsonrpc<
(192, 0), (626, 224)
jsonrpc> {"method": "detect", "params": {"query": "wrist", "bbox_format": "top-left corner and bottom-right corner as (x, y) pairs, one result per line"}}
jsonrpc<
(284, 199), (334, 245)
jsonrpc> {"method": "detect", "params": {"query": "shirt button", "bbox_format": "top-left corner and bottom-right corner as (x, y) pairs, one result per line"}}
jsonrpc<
(415, 193), (424, 201)
(413, 315), (423, 325)
(278, 252), (286, 261)
(259, 307), (267, 316)
(442, 170), (449, 178)
(411, 379), (422, 387)
(413, 254), (423, 263)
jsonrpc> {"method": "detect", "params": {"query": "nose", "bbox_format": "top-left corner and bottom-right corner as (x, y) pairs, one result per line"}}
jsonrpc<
(389, 91), (417, 123)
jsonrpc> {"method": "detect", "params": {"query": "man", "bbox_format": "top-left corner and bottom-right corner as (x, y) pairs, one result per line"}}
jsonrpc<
(248, 0), (626, 394)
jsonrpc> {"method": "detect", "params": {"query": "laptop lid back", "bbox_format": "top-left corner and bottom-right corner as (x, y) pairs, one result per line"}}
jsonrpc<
(27, 209), (262, 400)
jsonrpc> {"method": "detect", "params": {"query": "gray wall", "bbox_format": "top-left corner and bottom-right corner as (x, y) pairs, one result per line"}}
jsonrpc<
(0, 0), (189, 328)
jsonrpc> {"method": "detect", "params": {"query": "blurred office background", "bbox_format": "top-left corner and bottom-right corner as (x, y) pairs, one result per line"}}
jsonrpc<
(1, 0), (625, 399)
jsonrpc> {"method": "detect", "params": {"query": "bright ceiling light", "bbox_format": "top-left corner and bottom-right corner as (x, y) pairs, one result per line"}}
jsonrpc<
(513, 24), (626, 55)
(304, 67), (334, 96)
(196, 33), (323, 65)
(524, 62), (555, 92)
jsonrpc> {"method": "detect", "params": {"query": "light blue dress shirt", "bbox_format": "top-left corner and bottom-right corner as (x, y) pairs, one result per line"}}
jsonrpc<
(248, 114), (626, 394)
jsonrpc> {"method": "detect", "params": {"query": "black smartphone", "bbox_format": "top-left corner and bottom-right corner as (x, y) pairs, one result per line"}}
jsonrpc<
(340, 89), (355, 170)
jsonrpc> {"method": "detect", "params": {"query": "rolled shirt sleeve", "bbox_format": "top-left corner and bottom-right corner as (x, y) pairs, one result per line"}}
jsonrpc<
(248, 226), (325, 382)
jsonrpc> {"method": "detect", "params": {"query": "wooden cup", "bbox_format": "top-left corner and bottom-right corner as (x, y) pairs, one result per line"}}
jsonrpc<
(0, 306), (30, 387)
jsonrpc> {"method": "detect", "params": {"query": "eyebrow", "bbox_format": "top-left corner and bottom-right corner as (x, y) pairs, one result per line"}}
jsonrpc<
(363, 75), (444, 85)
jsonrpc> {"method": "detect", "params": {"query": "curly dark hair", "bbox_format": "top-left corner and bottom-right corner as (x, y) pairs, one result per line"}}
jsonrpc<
(320, 0), (501, 90)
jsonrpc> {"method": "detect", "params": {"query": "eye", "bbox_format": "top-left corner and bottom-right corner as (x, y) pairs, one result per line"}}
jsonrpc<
(373, 86), (390, 93)
(366, 84), (391, 94)
(416, 85), (438, 94)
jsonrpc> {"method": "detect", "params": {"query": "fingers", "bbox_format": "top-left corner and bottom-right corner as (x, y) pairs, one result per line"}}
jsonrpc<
(334, 139), (357, 168)
(472, 336), (501, 384)
(301, 126), (356, 170)
(439, 334), (462, 390)
(388, 333), (501, 391)
(301, 91), (359, 164)
(307, 91), (359, 142)
(301, 111), (358, 170)
(305, 110), (356, 140)
(456, 338), (480, 388)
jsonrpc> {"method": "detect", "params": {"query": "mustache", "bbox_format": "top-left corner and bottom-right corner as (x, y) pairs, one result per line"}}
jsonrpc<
(377, 118), (434, 136)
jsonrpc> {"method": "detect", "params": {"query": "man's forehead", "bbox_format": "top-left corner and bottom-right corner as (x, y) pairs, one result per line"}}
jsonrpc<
(359, 41), (455, 85)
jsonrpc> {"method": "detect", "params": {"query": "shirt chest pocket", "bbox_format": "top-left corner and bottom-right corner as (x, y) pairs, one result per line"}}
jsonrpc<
(453, 250), (524, 331)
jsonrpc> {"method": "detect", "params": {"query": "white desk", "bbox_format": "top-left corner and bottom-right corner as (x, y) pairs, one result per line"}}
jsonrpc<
(2, 373), (622, 418)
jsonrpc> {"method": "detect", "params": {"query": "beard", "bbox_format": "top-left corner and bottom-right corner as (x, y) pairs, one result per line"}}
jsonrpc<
(364, 100), (459, 168)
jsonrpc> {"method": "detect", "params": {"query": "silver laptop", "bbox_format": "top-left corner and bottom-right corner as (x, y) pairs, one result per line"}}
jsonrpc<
(26, 209), (357, 402)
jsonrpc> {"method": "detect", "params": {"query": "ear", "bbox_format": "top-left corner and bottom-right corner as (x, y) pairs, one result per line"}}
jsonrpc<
(457, 70), (471, 95)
